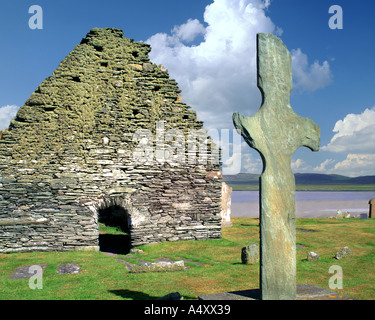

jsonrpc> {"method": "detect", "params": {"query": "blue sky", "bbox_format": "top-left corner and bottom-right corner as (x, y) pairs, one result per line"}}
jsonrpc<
(1, 0), (375, 177)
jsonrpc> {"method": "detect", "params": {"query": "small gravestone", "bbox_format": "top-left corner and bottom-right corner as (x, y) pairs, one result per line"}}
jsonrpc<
(233, 33), (320, 300)
(336, 209), (343, 219)
(335, 246), (353, 260)
(57, 263), (80, 274)
(129, 260), (185, 273)
(241, 244), (259, 265)
(307, 251), (320, 261)
(158, 292), (184, 300)
(10, 264), (47, 279)
(360, 213), (368, 220)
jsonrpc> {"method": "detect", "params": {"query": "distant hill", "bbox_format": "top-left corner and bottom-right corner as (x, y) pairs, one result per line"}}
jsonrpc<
(294, 173), (375, 185)
(223, 173), (375, 191)
(223, 173), (259, 185)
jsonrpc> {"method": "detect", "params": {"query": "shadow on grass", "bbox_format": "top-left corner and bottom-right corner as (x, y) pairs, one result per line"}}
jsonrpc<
(110, 290), (198, 300)
(109, 289), (158, 300)
(229, 288), (260, 299)
(200, 288), (261, 300)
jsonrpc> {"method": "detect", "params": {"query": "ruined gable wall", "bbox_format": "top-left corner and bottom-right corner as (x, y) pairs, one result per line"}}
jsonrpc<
(0, 28), (222, 253)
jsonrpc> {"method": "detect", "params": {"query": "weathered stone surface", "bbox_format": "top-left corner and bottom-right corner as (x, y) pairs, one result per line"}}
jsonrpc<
(220, 182), (232, 227)
(336, 209), (344, 219)
(158, 292), (184, 300)
(128, 260), (185, 273)
(57, 263), (80, 274)
(0, 28), (222, 254)
(334, 246), (353, 260)
(307, 251), (320, 261)
(241, 244), (259, 265)
(232, 33), (320, 300)
(10, 264), (47, 279)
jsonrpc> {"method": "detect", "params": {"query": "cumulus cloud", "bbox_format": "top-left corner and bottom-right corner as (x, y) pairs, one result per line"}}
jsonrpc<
(291, 158), (306, 171)
(242, 151), (262, 173)
(291, 158), (315, 173)
(333, 154), (375, 177)
(291, 48), (333, 91)
(313, 158), (335, 172)
(0, 105), (19, 130)
(322, 106), (375, 153)
(216, 129), (243, 175)
(319, 106), (375, 176)
(214, 130), (262, 175)
(223, 151), (242, 175)
(146, 0), (334, 174)
(146, 0), (333, 132)
(172, 19), (206, 43)
(147, 0), (314, 132)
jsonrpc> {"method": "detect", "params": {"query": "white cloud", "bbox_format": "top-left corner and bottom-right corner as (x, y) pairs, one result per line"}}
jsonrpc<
(313, 158), (335, 172)
(145, 0), (334, 175)
(172, 19), (206, 43)
(146, 0), (276, 131)
(242, 151), (262, 173)
(0, 105), (19, 130)
(147, 0), (331, 132)
(223, 151), (242, 175)
(216, 130), (263, 175)
(291, 158), (306, 171)
(333, 154), (375, 177)
(291, 158), (315, 173)
(218, 131), (243, 175)
(322, 106), (375, 153)
(146, 0), (332, 131)
(291, 48), (333, 92)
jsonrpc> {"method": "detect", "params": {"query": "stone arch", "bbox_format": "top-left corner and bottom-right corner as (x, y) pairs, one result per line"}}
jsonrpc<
(86, 195), (135, 254)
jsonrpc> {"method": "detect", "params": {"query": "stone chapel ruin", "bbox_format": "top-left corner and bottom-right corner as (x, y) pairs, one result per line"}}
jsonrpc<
(0, 28), (222, 253)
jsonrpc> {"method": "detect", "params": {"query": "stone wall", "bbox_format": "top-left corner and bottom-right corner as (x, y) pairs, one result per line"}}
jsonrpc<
(0, 28), (222, 253)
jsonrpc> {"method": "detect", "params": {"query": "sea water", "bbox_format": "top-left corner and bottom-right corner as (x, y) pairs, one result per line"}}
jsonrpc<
(231, 191), (375, 218)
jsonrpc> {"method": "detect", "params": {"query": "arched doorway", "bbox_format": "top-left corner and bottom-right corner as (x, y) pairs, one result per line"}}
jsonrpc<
(98, 205), (131, 254)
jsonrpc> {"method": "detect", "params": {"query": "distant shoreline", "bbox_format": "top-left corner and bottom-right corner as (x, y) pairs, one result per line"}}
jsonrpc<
(231, 200), (370, 218)
(226, 183), (375, 192)
(230, 191), (372, 218)
(223, 173), (375, 192)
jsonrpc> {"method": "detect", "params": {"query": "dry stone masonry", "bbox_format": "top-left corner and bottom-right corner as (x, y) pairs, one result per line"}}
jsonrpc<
(0, 27), (222, 253)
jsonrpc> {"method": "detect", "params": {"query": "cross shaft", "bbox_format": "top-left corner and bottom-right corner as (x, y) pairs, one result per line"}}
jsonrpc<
(233, 33), (320, 300)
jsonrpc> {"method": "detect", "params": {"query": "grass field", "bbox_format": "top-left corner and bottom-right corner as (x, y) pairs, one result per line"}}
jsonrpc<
(0, 217), (374, 300)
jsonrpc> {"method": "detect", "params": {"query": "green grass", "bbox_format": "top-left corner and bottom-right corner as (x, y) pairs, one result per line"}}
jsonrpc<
(99, 222), (128, 235)
(0, 217), (374, 300)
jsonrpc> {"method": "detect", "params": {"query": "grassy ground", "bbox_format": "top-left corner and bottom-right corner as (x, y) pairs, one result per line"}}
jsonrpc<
(0, 217), (374, 300)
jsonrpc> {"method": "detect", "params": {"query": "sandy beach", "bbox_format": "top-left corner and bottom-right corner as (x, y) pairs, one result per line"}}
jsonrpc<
(231, 191), (372, 218)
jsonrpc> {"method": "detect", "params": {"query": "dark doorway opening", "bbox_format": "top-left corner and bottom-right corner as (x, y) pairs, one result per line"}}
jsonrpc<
(98, 205), (131, 255)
